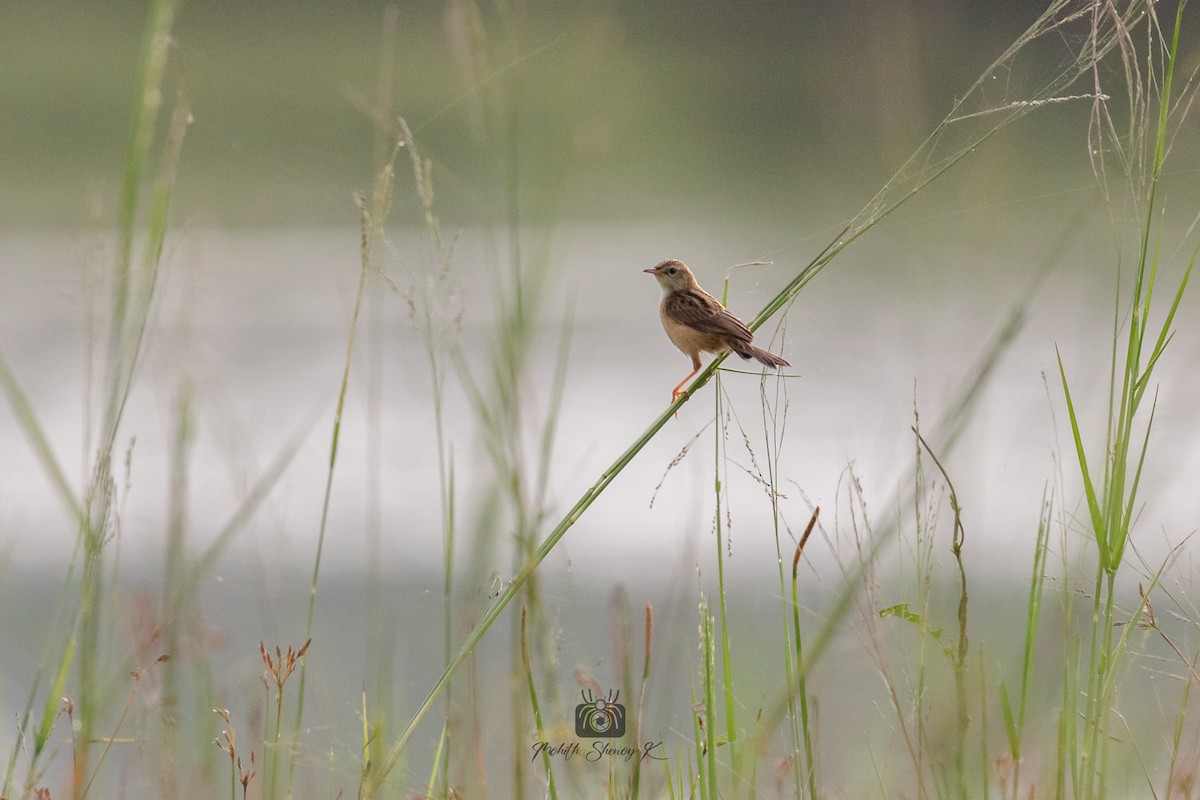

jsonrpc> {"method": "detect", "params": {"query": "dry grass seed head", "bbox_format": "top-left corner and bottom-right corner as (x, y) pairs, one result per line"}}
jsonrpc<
(259, 638), (312, 688)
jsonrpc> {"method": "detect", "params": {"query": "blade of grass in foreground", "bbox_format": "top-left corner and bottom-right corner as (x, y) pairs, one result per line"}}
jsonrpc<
(292, 160), (397, 796)
(710, 375), (743, 789)
(789, 511), (820, 799)
(1055, 4), (1195, 794)
(521, 606), (559, 800)
(75, 0), (186, 791)
(0, 353), (83, 522)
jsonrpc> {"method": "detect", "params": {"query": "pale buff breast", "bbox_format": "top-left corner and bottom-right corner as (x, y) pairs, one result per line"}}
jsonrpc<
(659, 297), (727, 359)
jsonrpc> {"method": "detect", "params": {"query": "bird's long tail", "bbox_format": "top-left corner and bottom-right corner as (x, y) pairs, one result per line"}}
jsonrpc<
(733, 345), (790, 369)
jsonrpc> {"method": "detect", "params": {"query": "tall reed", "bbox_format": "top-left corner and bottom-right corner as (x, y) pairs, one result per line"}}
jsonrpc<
(1057, 3), (1194, 796)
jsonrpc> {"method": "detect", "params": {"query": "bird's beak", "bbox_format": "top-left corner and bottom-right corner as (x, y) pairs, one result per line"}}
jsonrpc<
(642, 267), (656, 274)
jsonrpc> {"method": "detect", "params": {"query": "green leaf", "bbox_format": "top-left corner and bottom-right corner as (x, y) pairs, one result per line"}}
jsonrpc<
(999, 679), (1020, 758)
(1056, 348), (1109, 570)
(879, 603), (943, 641)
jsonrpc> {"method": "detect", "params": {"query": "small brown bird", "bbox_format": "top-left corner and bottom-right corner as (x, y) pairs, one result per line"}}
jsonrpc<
(644, 259), (789, 400)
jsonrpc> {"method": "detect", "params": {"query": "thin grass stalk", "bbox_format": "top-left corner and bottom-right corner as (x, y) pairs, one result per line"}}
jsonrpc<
(465, 655), (487, 795)
(395, 108), (464, 796)
(764, 371), (809, 799)
(747, 708), (763, 797)
(110, 86), (190, 442)
(35, 637), (76, 763)
(262, 640), (309, 800)
(1091, 569), (1160, 799)
(909, 429), (932, 800)
(1096, 590), (1121, 799)
(289, 201), (367, 778)
(790, 512), (819, 800)
(421, 722), (449, 800)
(1164, 644), (1196, 800)
(2, 697), (33, 797)
(691, 681), (707, 800)
(394, 119), (461, 787)
(293, 162), (395, 795)
(78, 688), (135, 800)
(953, 536), (969, 797)
(773, 486), (802, 798)
(631, 604), (653, 800)
(520, 606), (558, 800)
(363, 11), (397, 789)
(174, 414), (316, 609)
(263, 669), (280, 799)
(228, 733), (238, 800)
(1057, 684), (1072, 800)
(1057, 543), (1082, 800)
(0, 372), (85, 791)
(0, 354), (83, 521)
(72, 5), (184, 791)
(75, 521), (108, 798)
(1003, 490), (1051, 795)
(104, 0), (180, 442)
(701, 598), (718, 799)
(1095, 574), (1120, 799)
(440, 460), (455, 798)
(667, 752), (684, 800)
(360, 689), (370, 790)
(160, 386), (193, 799)
(711, 375), (742, 790)
(913, 429), (969, 797)
(949, 484), (970, 799)
(1077, 568), (1106, 800)
(611, 586), (636, 794)
(977, 649), (990, 800)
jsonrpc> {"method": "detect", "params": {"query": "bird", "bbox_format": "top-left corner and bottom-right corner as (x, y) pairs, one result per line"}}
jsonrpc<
(644, 259), (789, 401)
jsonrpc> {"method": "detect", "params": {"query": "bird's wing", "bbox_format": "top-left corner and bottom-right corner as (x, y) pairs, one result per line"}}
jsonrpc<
(666, 289), (753, 343)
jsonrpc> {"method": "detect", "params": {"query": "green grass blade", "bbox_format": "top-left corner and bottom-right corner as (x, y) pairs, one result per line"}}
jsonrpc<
(0, 350), (82, 521)
(711, 377), (741, 787)
(701, 600), (718, 798)
(999, 680), (1020, 759)
(291, 190), (382, 792)
(521, 606), (558, 800)
(178, 410), (318, 606)
(1055, 348), (1109, 566)
(1118, 392), (1157, 545)
(1134, 242), (1195, 402)
(33, 636), (75, 756)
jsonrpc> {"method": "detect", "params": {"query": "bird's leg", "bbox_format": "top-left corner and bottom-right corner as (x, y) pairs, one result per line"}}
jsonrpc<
(671, 357), (703, 401)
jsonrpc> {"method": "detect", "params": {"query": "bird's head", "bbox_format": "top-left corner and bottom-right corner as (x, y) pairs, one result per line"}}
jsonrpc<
(643, 259), (697, 292)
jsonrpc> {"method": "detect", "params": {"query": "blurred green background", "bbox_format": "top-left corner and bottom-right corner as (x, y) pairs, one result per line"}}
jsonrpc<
(3, 0), (1077, 229)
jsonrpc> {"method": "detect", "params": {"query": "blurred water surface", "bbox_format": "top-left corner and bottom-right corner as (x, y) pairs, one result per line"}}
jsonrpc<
(3, 207), (1198, 577)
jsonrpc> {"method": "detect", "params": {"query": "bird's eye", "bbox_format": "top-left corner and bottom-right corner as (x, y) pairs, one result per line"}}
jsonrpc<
(667, 267), (677, 275)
